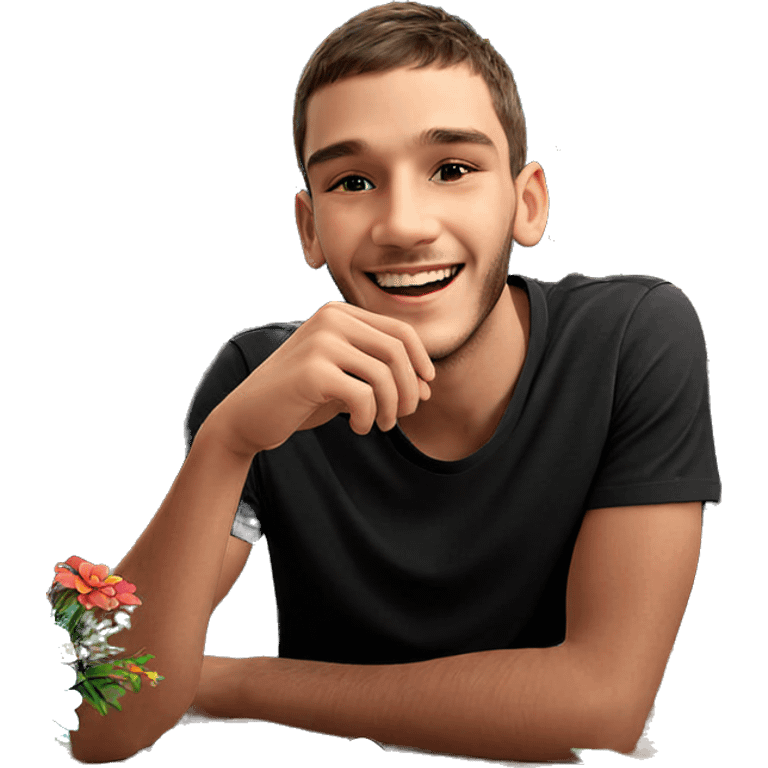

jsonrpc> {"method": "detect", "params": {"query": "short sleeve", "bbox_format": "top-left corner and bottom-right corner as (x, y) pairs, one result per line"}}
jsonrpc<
(584, 282), (722, 511)
(185, 340), (263, 543)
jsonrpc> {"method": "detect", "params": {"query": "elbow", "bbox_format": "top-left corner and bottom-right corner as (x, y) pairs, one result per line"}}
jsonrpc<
(70, 733), (143, 764)
(613, 701), (650, 756)
(71, 726), (167, 764)
(68, 702), (186, 765)
(561, 649), (638, 755)
(67, 701), (135, 765)
(588, 692), (648, 756)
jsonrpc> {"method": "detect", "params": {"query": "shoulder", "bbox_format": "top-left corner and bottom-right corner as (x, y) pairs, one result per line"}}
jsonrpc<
(548, 272), (701, 317)
(544, 272), (671, 308)
(529, 272), (703, 342)
(184, 320), (304, 446)
(229, 320), (304, 372)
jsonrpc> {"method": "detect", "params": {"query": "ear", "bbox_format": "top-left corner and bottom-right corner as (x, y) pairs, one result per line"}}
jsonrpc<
(512, 162), (549, 247)
(295, 190), (326, 269)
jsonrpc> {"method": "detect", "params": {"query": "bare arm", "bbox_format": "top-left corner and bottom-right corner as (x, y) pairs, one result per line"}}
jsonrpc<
(193, 646), (601, 762)
(69, 424), (253, 763)
(71, 302), (434, 762)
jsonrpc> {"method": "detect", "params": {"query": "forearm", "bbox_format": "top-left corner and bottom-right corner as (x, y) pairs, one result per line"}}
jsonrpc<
(70, 423), (253, 763)
(194, 646), (623, 762)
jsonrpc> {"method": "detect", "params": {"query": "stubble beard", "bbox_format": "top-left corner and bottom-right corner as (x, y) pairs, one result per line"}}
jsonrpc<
(325, 217), (515, 370)
(427, 223), (514, 369)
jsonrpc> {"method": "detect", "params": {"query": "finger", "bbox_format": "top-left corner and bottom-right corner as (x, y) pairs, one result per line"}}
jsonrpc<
(325, 302), (435, 383)
(324, 364), (379, 435)
(316, 310), (421, 423)
(332, 344), (403, 432)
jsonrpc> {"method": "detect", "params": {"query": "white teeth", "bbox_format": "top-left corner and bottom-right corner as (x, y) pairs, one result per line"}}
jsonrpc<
(373, 265), (459, 288)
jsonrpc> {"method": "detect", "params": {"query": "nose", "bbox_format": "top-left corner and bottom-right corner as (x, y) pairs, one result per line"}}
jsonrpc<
(370, 171), (440, 250)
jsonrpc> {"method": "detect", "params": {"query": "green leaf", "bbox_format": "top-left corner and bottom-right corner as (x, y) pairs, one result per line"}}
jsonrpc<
(106, 682), (127, 698)
(94, 681), (127, 712)
(79, 679), (108, 716)
(52, 594), (86, 636)
(133, 654), (154, 665)
(83, 663), (116, 679)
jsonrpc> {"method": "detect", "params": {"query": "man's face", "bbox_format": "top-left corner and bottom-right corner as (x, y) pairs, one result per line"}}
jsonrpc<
(299, 64), (517, 363)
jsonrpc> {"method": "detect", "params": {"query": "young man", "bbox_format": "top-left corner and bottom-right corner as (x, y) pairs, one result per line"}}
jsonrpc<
(70, 2), (721, 763)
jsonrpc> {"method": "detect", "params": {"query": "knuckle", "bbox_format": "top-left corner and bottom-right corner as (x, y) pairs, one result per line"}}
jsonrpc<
(383, 335), (408, 365)
(315, 301), (343, 325)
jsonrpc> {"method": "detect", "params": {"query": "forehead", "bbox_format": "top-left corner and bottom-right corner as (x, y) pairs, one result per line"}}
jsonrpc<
(304, 64), (507, 161)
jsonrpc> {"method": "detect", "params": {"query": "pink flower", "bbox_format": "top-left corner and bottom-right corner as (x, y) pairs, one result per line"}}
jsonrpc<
(54, 556), (142, 611)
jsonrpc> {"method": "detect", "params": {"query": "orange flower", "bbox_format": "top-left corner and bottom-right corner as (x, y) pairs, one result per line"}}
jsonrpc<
(109, 660), (165, 690)
(54, 555), (142, 611)
(127, 665), (161, 686)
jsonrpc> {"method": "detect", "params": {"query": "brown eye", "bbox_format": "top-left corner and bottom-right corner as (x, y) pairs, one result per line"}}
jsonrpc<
(331, 176), (374, 192)
(433, 163), (474, 183)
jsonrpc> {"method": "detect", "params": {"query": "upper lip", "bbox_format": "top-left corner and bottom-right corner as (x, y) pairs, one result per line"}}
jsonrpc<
(365, 263), (462, 275)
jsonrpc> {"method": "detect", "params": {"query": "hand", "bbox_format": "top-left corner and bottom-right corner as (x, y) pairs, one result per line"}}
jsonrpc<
(205, 302), (435, 457)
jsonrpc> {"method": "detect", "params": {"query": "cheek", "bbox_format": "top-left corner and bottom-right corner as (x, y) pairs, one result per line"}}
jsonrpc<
(315, 205), (366, 256)
(453, 216), (510, 258)
(450, 184), (514, 244)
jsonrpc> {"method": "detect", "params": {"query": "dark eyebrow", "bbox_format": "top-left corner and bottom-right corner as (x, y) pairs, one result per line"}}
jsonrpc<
(305, 127), (496, 172)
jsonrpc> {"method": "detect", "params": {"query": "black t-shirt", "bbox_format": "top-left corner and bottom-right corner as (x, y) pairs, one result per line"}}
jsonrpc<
(185, 273), (721, 665)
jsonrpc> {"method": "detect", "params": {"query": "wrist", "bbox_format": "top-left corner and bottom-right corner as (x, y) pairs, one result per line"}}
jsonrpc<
(192, 656), (255, 719)
(195, 410), (262, 463)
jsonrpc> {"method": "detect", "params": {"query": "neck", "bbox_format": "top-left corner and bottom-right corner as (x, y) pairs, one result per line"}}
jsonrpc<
(398, 284), (529, 456)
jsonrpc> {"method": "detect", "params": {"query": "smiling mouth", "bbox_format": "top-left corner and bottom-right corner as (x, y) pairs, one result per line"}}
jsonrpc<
(365, 265), (464, 297)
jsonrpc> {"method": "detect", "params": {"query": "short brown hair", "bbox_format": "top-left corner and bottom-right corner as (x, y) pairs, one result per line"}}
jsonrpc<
(293, 1), (527, 197)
